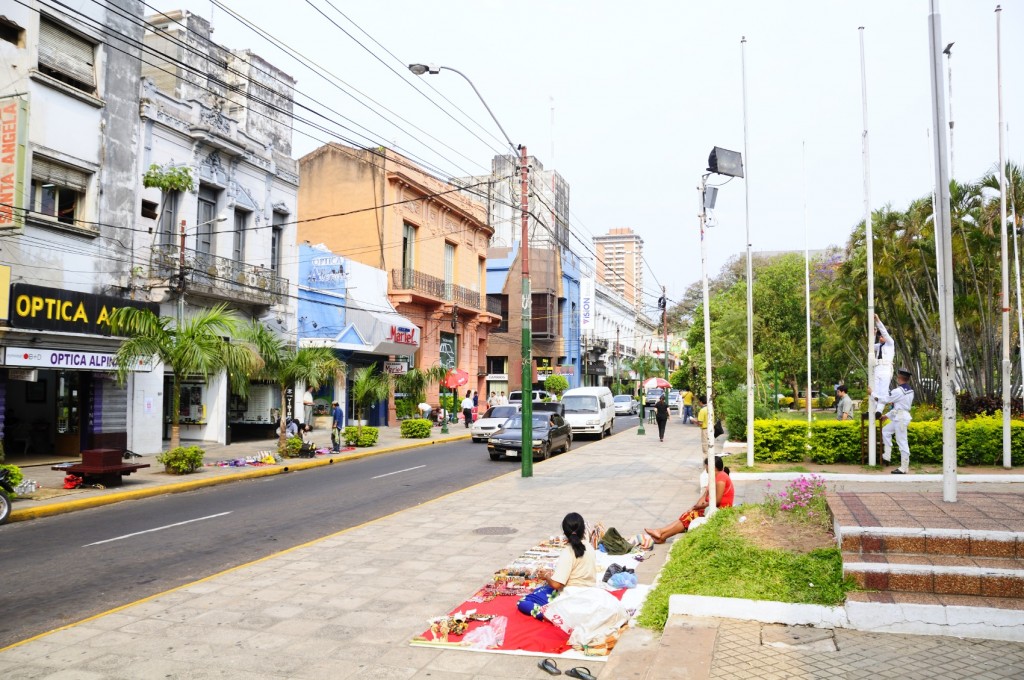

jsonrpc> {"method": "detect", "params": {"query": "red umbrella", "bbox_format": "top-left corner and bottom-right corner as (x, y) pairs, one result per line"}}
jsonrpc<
(442, 368), (470, 390)
(643, 377), (671, 389)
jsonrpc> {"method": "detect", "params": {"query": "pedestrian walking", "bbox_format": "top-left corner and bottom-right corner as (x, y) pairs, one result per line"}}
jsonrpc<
(695, 395), (710, 456)
(499, 391), (508, 405)
(303, 388), (314, 428)
(460, 390), (474, 428)
(836, 385), (854, 421)
(330, 400), (345, 452)
(472, 391), (479, 408)
(654, 394), (670, 442)
(868, 368), (915, 474)
(871, 313), (896, 419)
(681, 388), (694, 424)
(488, 391), (497, 409)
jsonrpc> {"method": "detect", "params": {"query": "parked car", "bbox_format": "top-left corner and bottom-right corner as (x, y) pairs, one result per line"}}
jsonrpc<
(508, 390), (552, 404)
(613, 394), (638, 415)
(530, 401), (565, 416)
(644, 387), (664, 406)
(667, 390), (681, 412)
(487, 412), (572, 461)
(560, 386), (615, 439)
(471, 404), (521, 443)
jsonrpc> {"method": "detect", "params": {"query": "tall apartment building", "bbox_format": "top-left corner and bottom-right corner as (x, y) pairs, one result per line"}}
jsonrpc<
(593, 228), (644, 312)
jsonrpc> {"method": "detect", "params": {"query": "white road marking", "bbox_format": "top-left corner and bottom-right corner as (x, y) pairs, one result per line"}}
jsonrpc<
(82, 512), (233, 547)
(372, 465), (426, 480)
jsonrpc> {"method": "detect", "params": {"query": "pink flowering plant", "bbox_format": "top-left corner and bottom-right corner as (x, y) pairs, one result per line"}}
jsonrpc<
(762, 474), (830, 530)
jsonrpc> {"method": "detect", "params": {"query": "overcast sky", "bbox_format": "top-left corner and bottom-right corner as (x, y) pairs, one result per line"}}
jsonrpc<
(174, 0), (1022, 316)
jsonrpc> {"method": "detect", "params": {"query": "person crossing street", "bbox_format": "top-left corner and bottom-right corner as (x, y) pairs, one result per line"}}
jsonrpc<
(868, 368), (915, 474)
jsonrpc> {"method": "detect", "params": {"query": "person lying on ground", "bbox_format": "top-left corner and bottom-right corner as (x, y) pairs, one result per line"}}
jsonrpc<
(645, 457), (734, 543)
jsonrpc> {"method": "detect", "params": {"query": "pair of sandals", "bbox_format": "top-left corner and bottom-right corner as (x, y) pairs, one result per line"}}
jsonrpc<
(538, 658), (595, 679)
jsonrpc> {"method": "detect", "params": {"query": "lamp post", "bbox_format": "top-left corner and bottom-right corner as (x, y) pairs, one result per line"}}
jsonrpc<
(702, 146), (744, 515)
(409, 63), (534, 477)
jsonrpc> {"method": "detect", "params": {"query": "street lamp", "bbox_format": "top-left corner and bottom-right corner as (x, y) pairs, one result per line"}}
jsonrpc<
(408, 63), (535, 477)
(700, 146), (743, 516)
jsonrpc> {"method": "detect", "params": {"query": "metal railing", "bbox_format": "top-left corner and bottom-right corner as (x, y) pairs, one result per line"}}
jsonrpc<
(391, 268), (485, 310)
(153, 245), (288, 306)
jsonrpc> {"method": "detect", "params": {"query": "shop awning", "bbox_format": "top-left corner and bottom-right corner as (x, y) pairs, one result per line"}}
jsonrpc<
(341, 302), (420, 357)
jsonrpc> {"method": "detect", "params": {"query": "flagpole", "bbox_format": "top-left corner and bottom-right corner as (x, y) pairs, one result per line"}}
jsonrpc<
(741, 36), (756, 468)
(859, 27), (877, 466)
(804, 142), (812, 427)
(997, 4), (1011, 468)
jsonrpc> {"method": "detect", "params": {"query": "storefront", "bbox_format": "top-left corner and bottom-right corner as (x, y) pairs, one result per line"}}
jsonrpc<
(1, 284), (159, 459)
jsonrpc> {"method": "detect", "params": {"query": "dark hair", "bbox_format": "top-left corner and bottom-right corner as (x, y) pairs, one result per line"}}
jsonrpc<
(837, 385), (847, 394)
(723, 466), (731, 475)
(704, 456), (724, 472)
(698, 394), (707, 404)
(562, 512), (586, 558)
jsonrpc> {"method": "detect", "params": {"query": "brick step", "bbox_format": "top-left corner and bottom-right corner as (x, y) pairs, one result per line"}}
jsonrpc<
(846, 590), (1024, 612)
(839, 526), (1024, 559)
(843, 552), (1024, 597)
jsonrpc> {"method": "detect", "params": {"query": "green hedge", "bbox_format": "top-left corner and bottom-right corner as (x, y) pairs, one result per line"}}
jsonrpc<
(400, 418), (432, 439)
(157, 445), (205, 474)
(0, 463), (24, 487)
(343, 426), (379, 447)
(753, 415), (1024, 466)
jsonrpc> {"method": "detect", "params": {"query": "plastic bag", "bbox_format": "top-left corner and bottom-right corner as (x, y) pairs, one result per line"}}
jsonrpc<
(461, 615), (507, 649)
(608, 572), (638, 589)
(542, 586), (628, 647)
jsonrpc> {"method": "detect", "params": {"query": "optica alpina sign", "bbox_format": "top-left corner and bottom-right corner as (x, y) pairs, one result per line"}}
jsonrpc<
(5, 347), (152, 372)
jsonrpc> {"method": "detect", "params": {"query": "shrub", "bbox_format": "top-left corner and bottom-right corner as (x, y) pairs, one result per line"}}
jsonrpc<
(911, 403), (941, 421)
(280, 436), (303, 458)
(401, 419), (432, 439)
(343, 426), (379, 447)
(0, 463), (24, 487)
(752, 420), (808, 462)
(544, 374), (569, 397)
(762, 474), (831, 531)
(722, 386), (771, 442)
(0, 438), (5, 463)
(157, 445), (204, 474)
(779, 396), (795, 407)
(815, 395), (836, 409)
(395, 398), (417, 419)
(808, 421), (861, 464)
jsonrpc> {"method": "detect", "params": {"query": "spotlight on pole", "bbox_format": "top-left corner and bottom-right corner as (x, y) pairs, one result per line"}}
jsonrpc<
(708, 147), (745, 178)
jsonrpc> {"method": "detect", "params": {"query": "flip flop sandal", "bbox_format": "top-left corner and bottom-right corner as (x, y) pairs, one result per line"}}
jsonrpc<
(538, 658), (561, 675)
(566, 668), (596, 680)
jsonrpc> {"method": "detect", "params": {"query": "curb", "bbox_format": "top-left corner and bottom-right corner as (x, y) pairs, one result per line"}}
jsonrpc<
(731, 472), (1024, 483)
(8, 433), (472, 523)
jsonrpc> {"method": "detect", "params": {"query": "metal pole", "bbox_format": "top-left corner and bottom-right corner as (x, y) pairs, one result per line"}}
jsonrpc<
(178, 219), (186, 329)
(520, 144), (533, 477)
(946, 45), (955, 179)
(662, 285), (669, 380)
(997, 5), (1011, 468)
(804, 142), (813, 427)
(1014, 198), (1024, 397)
(859, 27), (877, 467)
(929, 0), (958, 501)
(700, 174), (717, 514)
(741, 36), (756, 468)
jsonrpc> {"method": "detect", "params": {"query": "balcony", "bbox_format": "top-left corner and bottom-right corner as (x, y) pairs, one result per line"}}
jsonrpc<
(153, 245), (288, 307)
(390, 268), (485, 310)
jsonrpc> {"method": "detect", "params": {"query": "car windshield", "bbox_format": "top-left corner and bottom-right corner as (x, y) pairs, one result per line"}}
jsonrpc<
(508, 392), (523, 402)
(504, 415), (551, 429)
(485, 406), (517, 419)
(561, 395), (599, 413)
(646, 389), (663, 398)
(614, 395), (632, 403)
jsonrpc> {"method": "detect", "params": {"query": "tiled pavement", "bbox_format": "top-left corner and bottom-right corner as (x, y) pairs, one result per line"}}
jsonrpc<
(709, 618), (1024, 679)
(831, 491), (1024, 531)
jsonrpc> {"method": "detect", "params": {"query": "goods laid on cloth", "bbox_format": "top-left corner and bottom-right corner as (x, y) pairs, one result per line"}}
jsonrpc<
(411, 536), (650, 661)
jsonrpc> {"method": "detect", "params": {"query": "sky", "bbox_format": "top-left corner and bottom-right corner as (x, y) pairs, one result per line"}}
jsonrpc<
(170, 0), (1023, 317)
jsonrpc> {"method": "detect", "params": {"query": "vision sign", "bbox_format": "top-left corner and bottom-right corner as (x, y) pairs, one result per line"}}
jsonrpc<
(580, 277), (595, 331)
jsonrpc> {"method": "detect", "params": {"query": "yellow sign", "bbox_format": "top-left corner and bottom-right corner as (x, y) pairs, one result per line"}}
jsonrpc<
(0, 96), (28, 230)
(0, 264), (9, 321)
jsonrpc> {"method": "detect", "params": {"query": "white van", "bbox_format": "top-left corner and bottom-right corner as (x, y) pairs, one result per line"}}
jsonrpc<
(559, 386), (615, 439)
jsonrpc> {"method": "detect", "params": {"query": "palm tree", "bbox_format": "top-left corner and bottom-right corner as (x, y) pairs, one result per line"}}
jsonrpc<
(625, 353), (662, 391)
(241, 321), (345, 451)
(109, 304), (264, 450)
(350, 363), (392, 440)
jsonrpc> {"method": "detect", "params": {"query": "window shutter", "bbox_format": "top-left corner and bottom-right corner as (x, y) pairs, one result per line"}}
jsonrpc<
(32, 157), (90, 192)
(38, 18), (95, 89)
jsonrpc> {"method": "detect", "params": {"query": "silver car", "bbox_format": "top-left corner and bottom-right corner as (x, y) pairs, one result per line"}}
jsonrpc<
(471, 404), (521, 442)
(613, 394), (638, 415)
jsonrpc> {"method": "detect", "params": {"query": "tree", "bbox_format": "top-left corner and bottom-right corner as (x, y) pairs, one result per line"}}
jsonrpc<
(241, 321), (344, 451)
(544, 374), (569, 398)
(350, 364), (391, 439)
(625, 354), (661, 384)
(110, 304), (263, 450)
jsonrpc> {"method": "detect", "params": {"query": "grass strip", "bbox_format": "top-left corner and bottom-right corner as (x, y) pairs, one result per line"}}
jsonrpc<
(638, 506), (854, 631)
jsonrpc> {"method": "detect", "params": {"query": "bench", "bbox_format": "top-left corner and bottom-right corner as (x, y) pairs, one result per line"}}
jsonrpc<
(52, 449), (150, 487)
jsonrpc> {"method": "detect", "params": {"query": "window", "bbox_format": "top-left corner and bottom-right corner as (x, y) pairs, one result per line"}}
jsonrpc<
(0, 17), (24, 47)
(158, 191), (178, 247)
(232, 210), (247, 262)
(488, 294), (509, 333)
(271, 211), (286, 272)
(38, 18), (96, 93)
(486, 356), (507, 374)
(30, 157), (88, 226)
(140, 199), (158, 220)
(402, 222), (415, 270)
(196, 186), (218, 255)
(444, 242), (454, 299)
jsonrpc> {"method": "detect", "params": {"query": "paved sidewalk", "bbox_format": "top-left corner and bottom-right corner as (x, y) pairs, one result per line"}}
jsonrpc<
(3, 419), (1024, 679)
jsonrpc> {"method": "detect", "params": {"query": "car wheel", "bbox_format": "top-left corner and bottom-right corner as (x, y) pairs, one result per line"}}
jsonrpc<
(563, 435), (572, 453)
(597, 425), (605, 440)
(489, 451), (501, 461)
(537, 442), (550, 461)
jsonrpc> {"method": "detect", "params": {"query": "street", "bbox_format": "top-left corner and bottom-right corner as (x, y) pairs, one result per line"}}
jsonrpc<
(0, 415), (638, 648)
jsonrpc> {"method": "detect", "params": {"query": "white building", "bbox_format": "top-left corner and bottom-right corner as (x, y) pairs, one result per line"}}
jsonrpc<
(583, 279), (658, 386)
(131, 10), (300, 449)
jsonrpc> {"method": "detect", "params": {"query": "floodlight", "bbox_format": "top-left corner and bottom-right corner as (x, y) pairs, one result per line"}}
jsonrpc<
(708, 147), (744, 178)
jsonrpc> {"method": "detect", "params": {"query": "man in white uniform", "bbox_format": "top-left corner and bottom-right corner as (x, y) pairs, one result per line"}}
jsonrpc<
(872, 313), (896, 418)
(869, 368), (915, 474)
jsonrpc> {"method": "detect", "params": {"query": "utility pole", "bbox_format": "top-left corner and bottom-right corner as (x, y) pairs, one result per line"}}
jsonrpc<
(700, 173), (717, 514)
(859, 27), (878, 467)
(519, 145), (533, 478)
(996, 5), (1010, 468)
(178, 219), (187, 329)
(661, 286), (669, 379)
(616, 326), (620, 386)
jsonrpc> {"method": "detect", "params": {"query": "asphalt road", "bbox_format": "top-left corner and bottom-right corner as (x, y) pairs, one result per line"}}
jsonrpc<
(0, 414), (639, 648)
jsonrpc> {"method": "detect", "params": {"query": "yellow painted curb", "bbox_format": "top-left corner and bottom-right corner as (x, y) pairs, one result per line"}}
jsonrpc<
(9, 433), (472, 523)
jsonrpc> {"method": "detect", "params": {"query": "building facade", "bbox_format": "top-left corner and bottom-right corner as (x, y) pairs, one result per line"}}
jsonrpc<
(131, 10), (300, 447)
(582, 280), (658, 387)
(0, 1), (158, 459)
(593, 227), (644, 313)
(298, 145), (497, 413)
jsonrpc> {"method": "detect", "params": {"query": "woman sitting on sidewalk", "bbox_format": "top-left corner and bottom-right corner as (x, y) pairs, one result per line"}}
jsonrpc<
(518, 512), (595, 618)
(644, 457), (734, 543)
